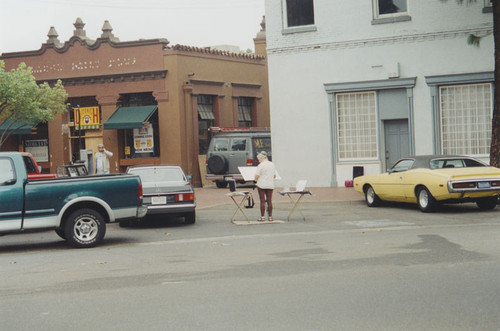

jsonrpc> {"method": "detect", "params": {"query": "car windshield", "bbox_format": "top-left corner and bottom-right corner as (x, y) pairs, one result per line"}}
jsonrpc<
(129, 168), (185, 183)
(429, 158), (486, 169)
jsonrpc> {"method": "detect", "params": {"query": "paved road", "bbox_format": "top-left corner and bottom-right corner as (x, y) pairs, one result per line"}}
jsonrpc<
(1, 201), (500, 330)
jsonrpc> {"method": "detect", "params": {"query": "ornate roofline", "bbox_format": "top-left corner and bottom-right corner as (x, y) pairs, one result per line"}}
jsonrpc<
(0, 37), (170, 59)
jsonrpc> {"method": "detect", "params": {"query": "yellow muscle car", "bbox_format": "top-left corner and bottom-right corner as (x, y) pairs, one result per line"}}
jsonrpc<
(353, 155), (500, 212)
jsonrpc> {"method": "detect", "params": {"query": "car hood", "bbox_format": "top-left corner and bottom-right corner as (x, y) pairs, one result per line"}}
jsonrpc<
(142, 181), (193, 194)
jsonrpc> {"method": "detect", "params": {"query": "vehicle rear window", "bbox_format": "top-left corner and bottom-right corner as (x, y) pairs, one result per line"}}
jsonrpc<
(212, 139), (229, 151)
(231, 138), (247, 151)
(130, 168), (185, 183)
(0, 158), (15, 184)
(23, 155), (37, 173)
(430, 158), (486, 169)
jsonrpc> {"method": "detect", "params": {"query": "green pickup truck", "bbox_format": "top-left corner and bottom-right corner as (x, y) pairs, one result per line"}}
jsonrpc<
(0, 152), (147, 248)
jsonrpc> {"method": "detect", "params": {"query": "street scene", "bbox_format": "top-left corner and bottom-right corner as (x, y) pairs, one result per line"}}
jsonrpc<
(2, 189), (500, 330)
(1, 0), (500, 330)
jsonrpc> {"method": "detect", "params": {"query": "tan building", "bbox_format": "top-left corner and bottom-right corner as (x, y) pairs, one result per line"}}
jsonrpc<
(0, 17), (269, 186)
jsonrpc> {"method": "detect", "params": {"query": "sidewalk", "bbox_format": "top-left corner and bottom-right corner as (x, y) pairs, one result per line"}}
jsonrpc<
(194, 186), (364, 209)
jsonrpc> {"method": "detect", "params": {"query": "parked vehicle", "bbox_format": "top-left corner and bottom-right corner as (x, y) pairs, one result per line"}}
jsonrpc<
(354, 155), (500, 212)
(0, 152), (147, 247)
(22, 152), (58, 180)
(205, 127), (271, 188)
(126, 165), (196, 224)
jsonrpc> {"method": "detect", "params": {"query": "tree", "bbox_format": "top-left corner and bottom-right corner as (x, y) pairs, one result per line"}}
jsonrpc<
(0, 61), (68, 147)
(440, 0), (500, 166)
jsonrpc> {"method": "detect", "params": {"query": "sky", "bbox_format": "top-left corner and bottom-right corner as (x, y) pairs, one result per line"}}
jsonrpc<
(0, 0), (266, 54)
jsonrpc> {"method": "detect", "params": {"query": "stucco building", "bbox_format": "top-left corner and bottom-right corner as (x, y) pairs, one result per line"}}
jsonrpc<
(265, 0), (494, 187)
(0, 17), (269, 186)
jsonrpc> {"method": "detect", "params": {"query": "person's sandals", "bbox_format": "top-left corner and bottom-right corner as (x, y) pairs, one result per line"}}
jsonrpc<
(268, 217), (274, 222)
(257, 216), (266, 222)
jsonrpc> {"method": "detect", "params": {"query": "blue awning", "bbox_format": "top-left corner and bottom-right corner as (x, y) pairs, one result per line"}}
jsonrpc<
(103, 106), (157, 130)
(0, 120), (35, 135)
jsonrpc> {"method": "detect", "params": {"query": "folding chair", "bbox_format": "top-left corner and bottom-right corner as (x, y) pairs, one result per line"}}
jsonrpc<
(225, 179), (251, 222)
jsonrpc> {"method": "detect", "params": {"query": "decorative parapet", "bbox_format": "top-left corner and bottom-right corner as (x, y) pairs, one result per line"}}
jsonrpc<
(169, 44), (265, 60)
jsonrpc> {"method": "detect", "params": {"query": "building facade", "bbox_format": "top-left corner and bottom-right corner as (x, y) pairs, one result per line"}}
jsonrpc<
(0, 18), (269, 186)
(265, 0), (494, 187)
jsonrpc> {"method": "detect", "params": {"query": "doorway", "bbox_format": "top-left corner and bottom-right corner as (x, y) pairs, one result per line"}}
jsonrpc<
(384, 119), (409, 171)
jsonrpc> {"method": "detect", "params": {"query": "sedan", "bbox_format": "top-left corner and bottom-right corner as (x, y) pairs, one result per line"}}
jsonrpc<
(126, 165), (196, 223)
(353, 155), (500, 212)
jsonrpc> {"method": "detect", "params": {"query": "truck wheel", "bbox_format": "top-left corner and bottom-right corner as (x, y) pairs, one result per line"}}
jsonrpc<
(64, 208), (106, 248)
(184, 211), (196, 224)
(207, 155), (228, 174)
(55, 228), (66, 240)
(215, 181), (228, 188)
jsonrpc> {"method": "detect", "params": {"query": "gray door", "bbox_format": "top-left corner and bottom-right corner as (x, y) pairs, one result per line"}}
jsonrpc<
(384, 120), (409, 171)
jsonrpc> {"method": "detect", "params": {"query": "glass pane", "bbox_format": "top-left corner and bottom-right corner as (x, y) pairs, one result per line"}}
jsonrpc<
(378, 0), (407, 15)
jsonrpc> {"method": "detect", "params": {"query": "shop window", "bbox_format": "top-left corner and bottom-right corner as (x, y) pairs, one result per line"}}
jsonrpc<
(439, 83), (492, 156)
(336, 91), (378, 160)
(238, 97), (253, 127)
(198, 95), (215, 154)
(119, 93), (160, 159)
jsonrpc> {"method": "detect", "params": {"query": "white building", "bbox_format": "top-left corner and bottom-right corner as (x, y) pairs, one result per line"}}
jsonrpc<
(265, 0), (494, 187)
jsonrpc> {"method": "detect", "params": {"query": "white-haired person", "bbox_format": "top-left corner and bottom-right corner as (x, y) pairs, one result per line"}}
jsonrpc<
(254, 151), (276, 222)
(95, 143), (113, 174)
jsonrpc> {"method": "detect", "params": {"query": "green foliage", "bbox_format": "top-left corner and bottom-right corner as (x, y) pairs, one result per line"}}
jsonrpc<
(0, 61), (68, 146)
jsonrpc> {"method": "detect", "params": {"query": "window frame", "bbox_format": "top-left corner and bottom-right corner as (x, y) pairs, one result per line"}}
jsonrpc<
(372, 0), (411, 24)
(438, 83), (493, 157)
(282, 0), (317, 34)
(335, 91), (379, 162)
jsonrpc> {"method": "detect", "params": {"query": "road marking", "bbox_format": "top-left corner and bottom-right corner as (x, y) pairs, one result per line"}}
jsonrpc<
(345, 219), (414, 228)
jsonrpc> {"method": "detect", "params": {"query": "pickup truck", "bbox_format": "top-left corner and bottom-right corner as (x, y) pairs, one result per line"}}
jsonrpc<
(0, 152), (147, 248)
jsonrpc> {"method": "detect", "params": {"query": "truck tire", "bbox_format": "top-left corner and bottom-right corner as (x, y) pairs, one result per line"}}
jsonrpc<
(64, 208), (106, 248)
(55, 228), (66, 239)
(184, 211), (196, 224)
(207, 155), (228, 175)
(215, 181), (228, 188)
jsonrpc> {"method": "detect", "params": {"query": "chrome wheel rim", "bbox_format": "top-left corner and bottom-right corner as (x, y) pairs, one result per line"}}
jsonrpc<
(419, 190), (429, 208)
(74, 216), (98, 242)
(367, 187), (375, 204)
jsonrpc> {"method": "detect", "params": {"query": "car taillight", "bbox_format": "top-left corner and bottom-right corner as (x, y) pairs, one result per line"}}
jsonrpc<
(452, 182), (476, 189)
(138, 181), (143, 200)
(491, 181), (500, 187)
(246, 158), (254, 166)
(176, 193), (194, 202)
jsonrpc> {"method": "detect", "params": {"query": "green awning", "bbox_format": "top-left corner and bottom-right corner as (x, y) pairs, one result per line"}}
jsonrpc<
(0, 120), (35, 135)
(103, 106), (157, 130)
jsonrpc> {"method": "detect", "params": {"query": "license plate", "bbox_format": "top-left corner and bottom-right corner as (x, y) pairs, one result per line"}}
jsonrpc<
(478, 182), (491, 189)
(151, 196), (167, 204)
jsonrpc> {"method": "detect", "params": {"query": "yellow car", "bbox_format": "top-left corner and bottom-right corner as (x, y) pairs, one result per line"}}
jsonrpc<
(353, 155), (500, 212)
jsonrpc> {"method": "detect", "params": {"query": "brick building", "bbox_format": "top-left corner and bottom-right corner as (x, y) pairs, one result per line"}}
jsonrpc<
(0, 17), (269, 186)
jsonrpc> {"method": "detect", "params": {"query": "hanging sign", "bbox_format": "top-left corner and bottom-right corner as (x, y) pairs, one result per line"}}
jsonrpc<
(74, 106), (100, 130)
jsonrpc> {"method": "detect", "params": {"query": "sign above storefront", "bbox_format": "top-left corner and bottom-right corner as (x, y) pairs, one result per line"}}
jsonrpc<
(74, 106), (100, 130)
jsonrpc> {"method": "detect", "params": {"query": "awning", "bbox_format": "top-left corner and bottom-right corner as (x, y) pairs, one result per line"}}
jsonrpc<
(103, 106), (157, 130)
(0, 120), (35, 135)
